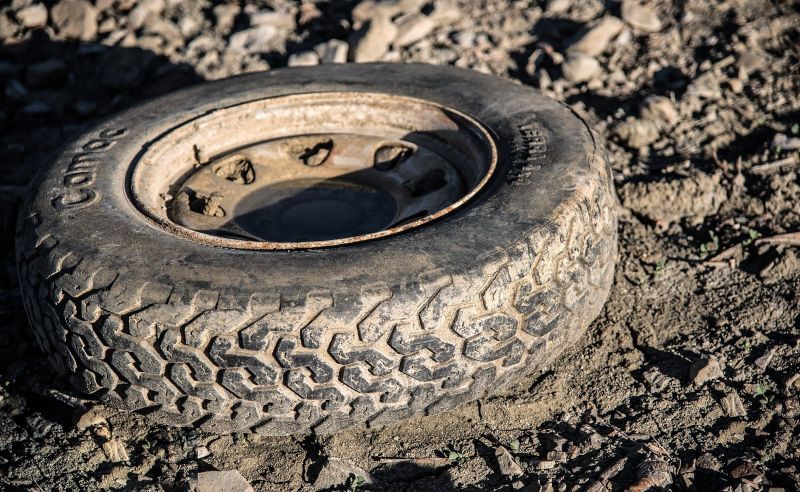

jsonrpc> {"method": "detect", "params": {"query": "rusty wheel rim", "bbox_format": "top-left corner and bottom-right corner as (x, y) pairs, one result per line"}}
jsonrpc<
(129, 92), (498, 249)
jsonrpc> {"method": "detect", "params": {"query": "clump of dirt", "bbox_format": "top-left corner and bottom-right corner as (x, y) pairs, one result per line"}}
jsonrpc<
(0, 0), (799, 491)
(620, 172), (727, 224)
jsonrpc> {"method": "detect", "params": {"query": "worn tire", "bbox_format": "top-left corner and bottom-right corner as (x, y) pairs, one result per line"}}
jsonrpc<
(16, 64), (617, 435)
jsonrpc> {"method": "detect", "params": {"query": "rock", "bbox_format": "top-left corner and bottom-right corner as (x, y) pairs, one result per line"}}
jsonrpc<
(20, 100), (51, 116)
(737, 48), (768, 78)
(142, 17), (183, 47)
(213, 3), (240, 35)
(393, 13), (436, 49)
(773, 133), (800, 151)
(429, 0), (461, 24)
(690, 355), (723, 385)
(730, 460), (761, 480)
(249, 11), (295, 30)
(569, 16), (624, 56)
(629, 459), (672, 489)
(495, 446), (524, 477)
(720, 392), (746, 417)
(72, 99), (97, 116)
(533, 460), (556, 470)
(621, 0), (662, 32)
(315, 39), (349, 64)
(754, 346), (777, 371)
(5, 79), (28, 101)
(313, 458), (373, 490)
(51, 0), (98, 41)
(620, 172), (726, 223)
(686, 71), (719, 99)
(0, 13), (18, 39)
(178, 15), (201, 37)
(350, 13), (397, 62)
(288, 51), (319, 67)
(614, 118), (659, 148)
(101, 438), (129, 462)
(25, 59), (68, 87)
(128, 0), (164, 30)
(228, 25), (288, 54)
(197, 470), (254, 492)
(546, 0), (572, 15)
(639, 95), (679, 126)
(195, 445), (210, 459)
(561, 52), (600, 83)
(75, 407), (109, 431)
(16, 4), (47, 28)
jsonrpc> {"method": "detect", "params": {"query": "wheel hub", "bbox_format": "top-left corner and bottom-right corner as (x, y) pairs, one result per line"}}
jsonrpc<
(129, 92), (497, 249)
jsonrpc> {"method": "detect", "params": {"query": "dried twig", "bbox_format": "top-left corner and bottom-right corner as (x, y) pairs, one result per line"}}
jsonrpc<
(756, 231), (800, 245)
(749, 154), (799, 174)
(703, 243), (742, 266)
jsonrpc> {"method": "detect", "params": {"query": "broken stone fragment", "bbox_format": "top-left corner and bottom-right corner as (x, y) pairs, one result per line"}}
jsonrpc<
(196, 470), (254, 492)
(16, 4), (48, 29)
(614, 117), (659, 149)
(690, 355), (723, 385)
(315, 39), (349, 64)
(621, 0), (662, 32)
(288, 50), (320, 67)
(51, 0), (98, 41)
(393, 13), (436, 49)
(561, 52), (600, 83)
(639, 95), (679, 126)
(313, 458), (373, 490)
(720, 392), (746, 417)
(350, 12), (397, 62)
(495, 446), (524, 477)
(569, 16), (624, 57)
(228, 25), (288, 54)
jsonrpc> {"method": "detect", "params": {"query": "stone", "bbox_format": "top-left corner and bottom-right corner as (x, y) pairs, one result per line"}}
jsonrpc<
(621, 0), (662, 32)
(0, 13), (18, 39)
(4, 79), (28, 101)
(25, 59), (68, 87)
(546, 0), (571, 14)
(393, 13), (436, 49)
(754, 346), (777, 371)
(75, 407), (109, 431)
(569, 16), (624, 56)
(315, 39), (349, 64)
(639, 95), (679, 125)
(16, 4), (47, 28)
(288, 51), (319, 67)
(249, 11), (295, 30)
(495, 446), (524, 477)
(51, 0), (98, 41)
(614, 118), (659, 148)
(197, 470), (254, 492)
(350, 13), (397, 62)
(128, 0), (164, 30)
(720, 392), (746, 418)
(313, 458), (373, 490)
(534, 460), (556, 470)
(561, 52), (600, 83)
(20, 100), (51, 116)
(142, 17), (183, 47)
(690, 355), (723, 385)
(213, 3), (240, 35)
(228, 25), (288, 54)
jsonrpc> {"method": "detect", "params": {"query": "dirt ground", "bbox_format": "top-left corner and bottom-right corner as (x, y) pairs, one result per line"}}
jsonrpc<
(1, 0), (799, 490)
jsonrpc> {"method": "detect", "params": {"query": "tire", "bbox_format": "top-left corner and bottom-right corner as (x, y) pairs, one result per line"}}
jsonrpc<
(16, 63), (618, 435)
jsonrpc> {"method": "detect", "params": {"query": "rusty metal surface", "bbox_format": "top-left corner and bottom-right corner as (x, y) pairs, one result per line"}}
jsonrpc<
(128, 92), (498, 249)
